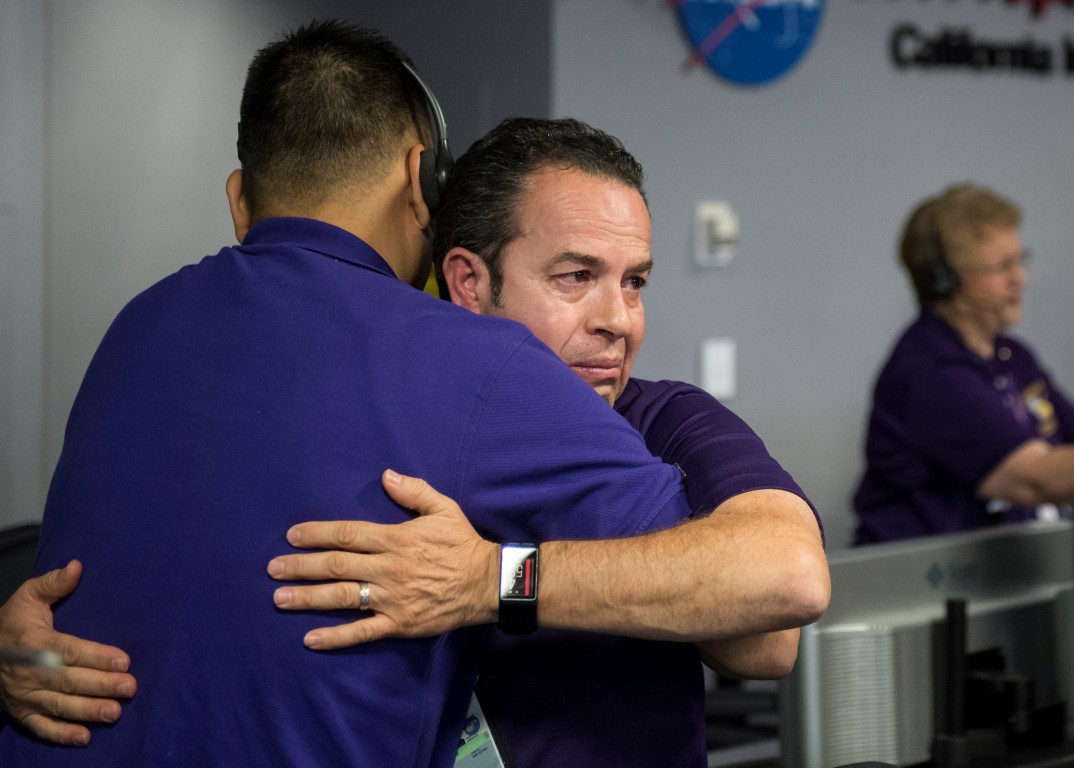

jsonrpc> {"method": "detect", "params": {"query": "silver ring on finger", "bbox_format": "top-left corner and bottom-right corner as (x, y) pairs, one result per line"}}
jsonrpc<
(358, 581), (371, 610)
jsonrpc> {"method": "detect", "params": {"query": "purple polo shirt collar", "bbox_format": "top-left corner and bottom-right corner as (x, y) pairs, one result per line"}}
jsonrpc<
(242, 216), (397, 279)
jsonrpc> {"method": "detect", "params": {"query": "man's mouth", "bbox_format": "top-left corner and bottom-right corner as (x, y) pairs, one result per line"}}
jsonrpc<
(570, 359), (622, 386)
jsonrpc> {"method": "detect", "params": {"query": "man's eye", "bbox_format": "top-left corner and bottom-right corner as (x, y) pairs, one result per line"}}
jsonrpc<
(625, 276), (648, 290)
(559, 271), (589, 283)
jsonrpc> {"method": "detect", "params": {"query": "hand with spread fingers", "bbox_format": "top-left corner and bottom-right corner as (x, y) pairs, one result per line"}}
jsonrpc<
(268, 469), (499, 651)
(0, 561), (137, 746)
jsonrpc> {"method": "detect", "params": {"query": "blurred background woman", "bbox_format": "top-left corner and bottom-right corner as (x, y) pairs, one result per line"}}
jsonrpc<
(854, 183), (1074, 545)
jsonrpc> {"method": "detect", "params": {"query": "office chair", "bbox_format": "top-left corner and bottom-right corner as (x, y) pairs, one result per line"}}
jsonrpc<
(0, 522), (41, 604)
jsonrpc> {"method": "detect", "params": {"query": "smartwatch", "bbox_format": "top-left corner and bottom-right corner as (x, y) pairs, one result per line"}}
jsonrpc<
(498, 543), (539, 635)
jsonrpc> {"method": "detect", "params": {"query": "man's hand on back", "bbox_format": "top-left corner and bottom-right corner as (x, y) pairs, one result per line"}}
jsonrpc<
(0, 561), (137, 746)
(268, 470), (499, 650)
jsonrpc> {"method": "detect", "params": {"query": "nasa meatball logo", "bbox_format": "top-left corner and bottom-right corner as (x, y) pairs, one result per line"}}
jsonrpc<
(676, 0), (826, 86)
(462, 715), (481, 738)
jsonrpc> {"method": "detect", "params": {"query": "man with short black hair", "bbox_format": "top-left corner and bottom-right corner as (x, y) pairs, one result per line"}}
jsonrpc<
(0, 32), (828, 768)
(0, 21), (698, 766)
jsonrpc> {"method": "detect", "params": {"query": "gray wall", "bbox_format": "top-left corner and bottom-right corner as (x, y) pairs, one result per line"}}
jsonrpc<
(0, 0), (46, 528)
(5, 1), (1073, 550)
(0, 0), (550, 530)
(553, 1), (1074, 548)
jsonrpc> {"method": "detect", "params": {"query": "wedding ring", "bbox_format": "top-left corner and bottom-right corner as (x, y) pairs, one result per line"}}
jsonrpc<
(358, 581), (370, 610)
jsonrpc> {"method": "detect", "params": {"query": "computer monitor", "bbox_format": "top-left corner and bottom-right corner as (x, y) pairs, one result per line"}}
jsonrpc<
(780, 521), (1074, 768)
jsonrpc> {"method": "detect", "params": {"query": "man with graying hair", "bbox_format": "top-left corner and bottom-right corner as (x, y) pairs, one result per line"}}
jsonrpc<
(0, 24), (828, 768)
(264, 117), (828, 766)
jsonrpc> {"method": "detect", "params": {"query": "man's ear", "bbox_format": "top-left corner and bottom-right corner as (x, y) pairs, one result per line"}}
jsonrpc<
(225, 169), (251, 243)
(405, 144), (432, 232)
(441, 247), (490, 313)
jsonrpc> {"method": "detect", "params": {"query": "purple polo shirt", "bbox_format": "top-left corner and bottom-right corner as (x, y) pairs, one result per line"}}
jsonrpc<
(854, 311), (1074, 545)
(0, 218), (691, 768)
(477, 378), (814, 768)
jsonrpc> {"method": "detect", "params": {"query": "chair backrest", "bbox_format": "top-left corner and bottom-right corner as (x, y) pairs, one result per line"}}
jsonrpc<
(0, 523), (41, 604)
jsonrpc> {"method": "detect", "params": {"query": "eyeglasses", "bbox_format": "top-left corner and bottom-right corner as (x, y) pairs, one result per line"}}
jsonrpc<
(967, 249), (1031, 276)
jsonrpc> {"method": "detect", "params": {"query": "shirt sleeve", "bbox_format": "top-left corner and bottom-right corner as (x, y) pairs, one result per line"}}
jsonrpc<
(621, 381), (819, 537)
(453, 338), (692, 543)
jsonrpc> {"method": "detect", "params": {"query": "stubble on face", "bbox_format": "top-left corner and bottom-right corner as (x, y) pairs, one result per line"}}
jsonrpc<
(483, 168), (652, 406)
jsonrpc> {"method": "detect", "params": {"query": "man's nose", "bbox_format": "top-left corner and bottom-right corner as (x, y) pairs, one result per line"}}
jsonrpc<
(588, 284), (630, 338)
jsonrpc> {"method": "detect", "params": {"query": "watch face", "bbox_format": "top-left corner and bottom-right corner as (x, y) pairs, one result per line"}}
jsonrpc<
(500, 545), (538, 601)
(677, 0), (826, 86)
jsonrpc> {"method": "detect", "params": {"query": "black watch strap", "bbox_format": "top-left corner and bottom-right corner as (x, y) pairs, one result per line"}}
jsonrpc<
(498, 543), (539, 635)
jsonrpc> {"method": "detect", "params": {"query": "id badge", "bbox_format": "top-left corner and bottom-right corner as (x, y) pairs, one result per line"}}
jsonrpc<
(454, 692), (506, 768)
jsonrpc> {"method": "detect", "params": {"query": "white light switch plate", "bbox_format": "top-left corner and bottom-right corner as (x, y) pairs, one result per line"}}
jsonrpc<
(694, 201), (738, 269)
(701, 337), (736, 400)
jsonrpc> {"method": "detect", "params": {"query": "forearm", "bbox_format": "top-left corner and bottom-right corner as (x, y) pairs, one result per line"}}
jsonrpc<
(978, 440), (1074, 506)
(696, 628), (800, 680)
(532, 490), (829, 642)
(1021, 445), (1074, 503)
(271, 477), (829, 652)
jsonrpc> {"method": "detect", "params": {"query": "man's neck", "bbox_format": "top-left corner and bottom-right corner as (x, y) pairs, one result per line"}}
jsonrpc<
(308, 189), (427, 287)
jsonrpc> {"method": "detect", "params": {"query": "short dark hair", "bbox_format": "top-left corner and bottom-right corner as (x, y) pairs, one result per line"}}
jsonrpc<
(237, 19), (430, 219)
(433, 117), (646, 304)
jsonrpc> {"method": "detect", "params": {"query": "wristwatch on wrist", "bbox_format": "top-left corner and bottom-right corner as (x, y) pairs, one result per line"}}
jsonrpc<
(498, 543), (539, 634)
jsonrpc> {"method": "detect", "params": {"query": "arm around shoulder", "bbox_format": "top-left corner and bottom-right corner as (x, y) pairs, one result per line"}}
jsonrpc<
(537, 489), (830, 642)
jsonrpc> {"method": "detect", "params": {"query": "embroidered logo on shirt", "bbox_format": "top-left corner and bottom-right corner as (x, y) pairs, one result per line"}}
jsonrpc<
(1023, 379), (1058, 437)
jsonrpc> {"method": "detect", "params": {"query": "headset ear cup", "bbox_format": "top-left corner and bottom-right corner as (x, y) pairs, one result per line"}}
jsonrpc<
(925, 231), (959, 301)
(401, 62), (452, 214)
(436, 148), (454, 208)
(933, 262), (958, 299)
(419, 147), (441, 213)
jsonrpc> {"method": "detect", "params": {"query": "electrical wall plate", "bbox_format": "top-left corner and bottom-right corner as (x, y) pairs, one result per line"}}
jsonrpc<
(701, 337), (736, 400)
(694, 200), (738, 269)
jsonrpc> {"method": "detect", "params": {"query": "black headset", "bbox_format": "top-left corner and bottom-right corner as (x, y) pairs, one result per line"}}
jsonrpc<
(925, 227), (960, 301)
(401, 61), (454, 213)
